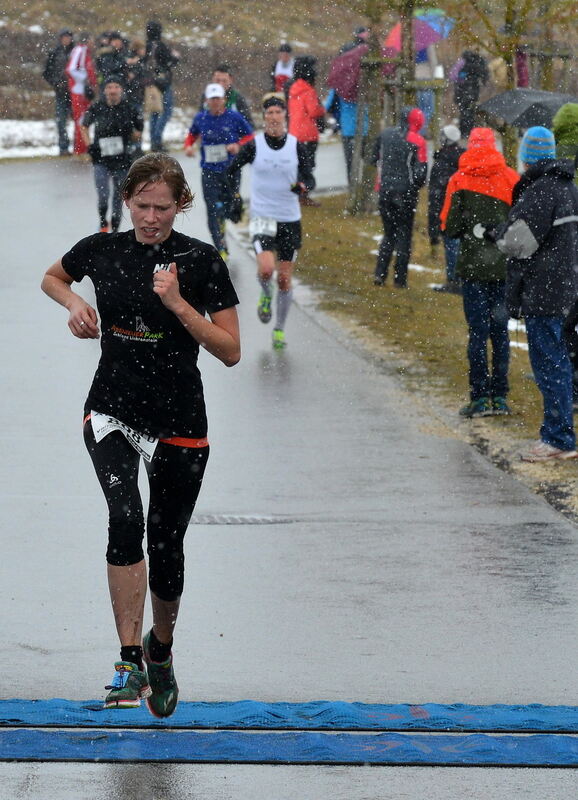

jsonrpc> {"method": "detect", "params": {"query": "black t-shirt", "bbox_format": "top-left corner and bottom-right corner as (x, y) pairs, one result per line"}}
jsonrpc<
(82, 100), (144, 168)
(61, 230), (239, 438)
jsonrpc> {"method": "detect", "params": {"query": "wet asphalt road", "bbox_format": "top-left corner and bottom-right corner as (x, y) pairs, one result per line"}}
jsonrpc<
(2, 147), (578, 796)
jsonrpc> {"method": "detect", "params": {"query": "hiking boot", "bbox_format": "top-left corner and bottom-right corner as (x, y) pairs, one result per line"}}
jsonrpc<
(99, 223), (110, 234)
(520, 441), (578, 463)
(257, 292), (272, 323)
(272, 328), (286, 350)
(142, 631), (179, 718)
(373, 276), (385, 286)
(459, 397), (492, 418)
(492, 396), (512, 415)
(104, 661), (151, 709)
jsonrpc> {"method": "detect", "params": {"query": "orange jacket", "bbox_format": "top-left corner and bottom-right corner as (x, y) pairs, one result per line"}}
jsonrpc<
(288, 78), (325, 143)
(440, 146), (519, 229)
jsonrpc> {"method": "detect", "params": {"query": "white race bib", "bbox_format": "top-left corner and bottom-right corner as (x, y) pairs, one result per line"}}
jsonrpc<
(91, 411), (158, 462)
(249, 217), (278, 238)
(99, 136), (124, 157)
(204, 144), (229, 163)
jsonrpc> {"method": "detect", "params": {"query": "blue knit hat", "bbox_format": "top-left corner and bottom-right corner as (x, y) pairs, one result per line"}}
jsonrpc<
(519, 126), (556, 164)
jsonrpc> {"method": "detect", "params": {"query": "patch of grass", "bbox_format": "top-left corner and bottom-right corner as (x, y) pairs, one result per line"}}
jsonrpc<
(296, 192), (544, 440)
(296, 193), (578, 522)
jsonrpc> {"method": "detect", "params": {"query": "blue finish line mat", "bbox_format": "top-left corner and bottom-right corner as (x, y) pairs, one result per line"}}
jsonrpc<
(2, 728), (578, 766)
(2, 700), (578, 732)
(2, 701), (578, 766)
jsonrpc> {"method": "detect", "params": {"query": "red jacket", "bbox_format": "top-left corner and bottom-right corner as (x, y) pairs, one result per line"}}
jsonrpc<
(288, 78), (325, 143)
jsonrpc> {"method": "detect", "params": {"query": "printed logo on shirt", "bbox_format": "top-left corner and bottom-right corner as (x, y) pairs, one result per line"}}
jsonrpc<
(111, 315), (164, 342)
(108, 473), (122, 488)
(153, 263), (172, 274)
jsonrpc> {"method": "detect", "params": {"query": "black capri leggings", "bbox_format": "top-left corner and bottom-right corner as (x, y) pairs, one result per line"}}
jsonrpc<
(84, 423), (209, 602)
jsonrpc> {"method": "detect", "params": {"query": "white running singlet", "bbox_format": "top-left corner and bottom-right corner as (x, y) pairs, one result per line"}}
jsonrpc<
(250, 133), (301, 223)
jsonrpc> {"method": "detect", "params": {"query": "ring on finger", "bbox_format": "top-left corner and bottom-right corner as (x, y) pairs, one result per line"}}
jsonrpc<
(80, 321), (85, 327)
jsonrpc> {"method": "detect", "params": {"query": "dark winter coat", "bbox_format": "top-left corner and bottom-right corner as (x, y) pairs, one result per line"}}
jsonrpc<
(43, 42), (74, 96)
(427, 142), (465, 243)
(96, 46), (128, 87)
(453, 50), (489, 107)
(441, 146), (519, 281)
(371, 110), (427, 198)
(144, 39), (179, 91)
(495, 159), (578, 318)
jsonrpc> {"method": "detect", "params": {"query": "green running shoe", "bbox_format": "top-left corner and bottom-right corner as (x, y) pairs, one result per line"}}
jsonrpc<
(459, 397), (492, 418)
(257, 292), (272, 323)
(492, 396), (512, 415)
(104, 661), (151, 709)
(142, 631), (179, 718)
(272, 328), (286, 350)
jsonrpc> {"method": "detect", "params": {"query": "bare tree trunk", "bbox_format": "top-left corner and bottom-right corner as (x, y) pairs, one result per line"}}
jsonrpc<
(399, 1), (415, 106)
(346, 37), (384, 215)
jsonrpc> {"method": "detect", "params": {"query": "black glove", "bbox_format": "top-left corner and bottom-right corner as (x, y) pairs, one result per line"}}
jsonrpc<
(227, 194), (244, 224)
(290, 181), (307, 196)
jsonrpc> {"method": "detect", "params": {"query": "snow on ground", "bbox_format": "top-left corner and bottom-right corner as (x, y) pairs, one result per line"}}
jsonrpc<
(0, 108), (193, 159)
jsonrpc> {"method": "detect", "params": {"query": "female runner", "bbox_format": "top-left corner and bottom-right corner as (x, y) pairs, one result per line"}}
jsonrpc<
(41, 153), (240, 716)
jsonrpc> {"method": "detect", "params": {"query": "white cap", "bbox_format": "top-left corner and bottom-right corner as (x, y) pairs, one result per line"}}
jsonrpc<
(205, 82), (225, 99)
(442, 124), (461, 143)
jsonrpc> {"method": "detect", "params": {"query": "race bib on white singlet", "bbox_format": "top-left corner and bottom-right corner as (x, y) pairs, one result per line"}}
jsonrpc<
(91, 411), (158, 462)
(204, 143), (229, 163)
(249, 217), (278, 238)
(98, 136), (124, 157)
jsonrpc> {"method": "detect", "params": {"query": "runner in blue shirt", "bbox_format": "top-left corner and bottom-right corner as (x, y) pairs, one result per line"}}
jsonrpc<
(185, 82), (253, 260)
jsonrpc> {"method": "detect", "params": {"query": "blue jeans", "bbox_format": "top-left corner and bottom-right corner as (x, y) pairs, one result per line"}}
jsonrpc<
(55, 92), (70, 154)
(525, 316), (575, 451)
(201, 169), (230, 251)
(93, 163), (128, 230)
(462, 280), (509, 400)
(443, 234), (460, 283)
(149, 86), (173, 150)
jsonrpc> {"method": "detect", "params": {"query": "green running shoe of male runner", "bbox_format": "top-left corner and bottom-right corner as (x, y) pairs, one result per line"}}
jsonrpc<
(257, 292), (272, 323)
(142, 631), (179, 718)
(272, 328), (286, 350)
(104, 661), (151, 709)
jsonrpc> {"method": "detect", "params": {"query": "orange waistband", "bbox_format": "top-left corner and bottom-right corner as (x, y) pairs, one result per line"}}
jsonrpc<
(83, 414), (209, 449)
(159, 435), (209, 448)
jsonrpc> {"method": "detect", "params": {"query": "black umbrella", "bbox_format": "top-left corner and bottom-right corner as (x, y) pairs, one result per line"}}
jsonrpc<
(479, 88), (578, 128)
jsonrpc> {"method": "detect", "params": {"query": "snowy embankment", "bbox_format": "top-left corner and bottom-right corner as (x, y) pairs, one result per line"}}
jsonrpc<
(0, 109), (192, 159)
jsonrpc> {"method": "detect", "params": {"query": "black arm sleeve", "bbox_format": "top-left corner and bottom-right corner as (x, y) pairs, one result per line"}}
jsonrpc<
(297, 142), (316, 191)
(226, 140), (256, 177)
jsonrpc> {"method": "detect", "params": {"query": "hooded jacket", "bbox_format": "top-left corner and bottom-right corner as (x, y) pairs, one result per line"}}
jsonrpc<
(371, 108), (427, 197)
(441, 138), (519, 281)
(287, 78), (325, 143)
(552, 102), (578, 185)
(494, 159), (578, 317)
(145, 21), (178, 90)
